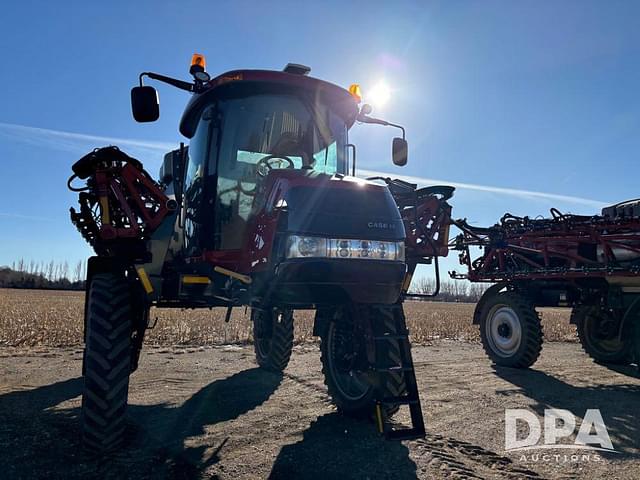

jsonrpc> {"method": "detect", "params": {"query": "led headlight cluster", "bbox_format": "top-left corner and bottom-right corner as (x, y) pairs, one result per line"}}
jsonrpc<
(286, 235), (405, 261)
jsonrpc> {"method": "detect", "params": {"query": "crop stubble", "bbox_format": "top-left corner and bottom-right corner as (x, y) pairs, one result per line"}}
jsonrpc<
(0, 288), (575, 347)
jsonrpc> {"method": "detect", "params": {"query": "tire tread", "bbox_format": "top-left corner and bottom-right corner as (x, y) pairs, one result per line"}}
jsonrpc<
(253, 309), (294, 372)
(320, 305), (408, 419)
(479, 292), (543, 368)
(82, 272), (132, 453)
(573, 306), (631, 365)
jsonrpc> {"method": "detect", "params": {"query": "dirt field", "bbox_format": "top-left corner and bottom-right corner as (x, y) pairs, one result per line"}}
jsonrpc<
(1, 342), (639, 480)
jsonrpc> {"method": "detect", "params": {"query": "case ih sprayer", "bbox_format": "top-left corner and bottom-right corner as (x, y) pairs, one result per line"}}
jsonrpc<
(68, 55), (454, 452)
(451, 203), (640, 369)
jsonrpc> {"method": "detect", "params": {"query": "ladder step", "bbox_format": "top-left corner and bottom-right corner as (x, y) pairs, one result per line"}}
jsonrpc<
(372, 308), (425, 442)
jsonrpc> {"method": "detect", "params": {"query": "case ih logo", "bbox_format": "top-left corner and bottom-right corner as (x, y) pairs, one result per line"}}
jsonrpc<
(367, 221), (395, 230)
(505, 409), (616, 455)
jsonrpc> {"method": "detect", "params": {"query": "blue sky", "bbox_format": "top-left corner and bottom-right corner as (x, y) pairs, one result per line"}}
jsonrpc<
(0, 1), (639, 278)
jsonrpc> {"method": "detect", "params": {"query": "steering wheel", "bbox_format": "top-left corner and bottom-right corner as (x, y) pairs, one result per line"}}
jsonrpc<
(256, 154), (295, 177)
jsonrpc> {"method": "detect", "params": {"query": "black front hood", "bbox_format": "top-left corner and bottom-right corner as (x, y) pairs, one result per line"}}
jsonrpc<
(281, 178), (405, 241)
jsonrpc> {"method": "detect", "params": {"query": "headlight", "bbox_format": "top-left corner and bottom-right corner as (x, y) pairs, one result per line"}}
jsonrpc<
(287, 235), (328, 258)
(286, 235), (404, 261)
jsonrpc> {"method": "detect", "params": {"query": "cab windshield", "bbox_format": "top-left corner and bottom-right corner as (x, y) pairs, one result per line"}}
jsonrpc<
(216, 93), (348, 176)
(210, 91), (349, 249)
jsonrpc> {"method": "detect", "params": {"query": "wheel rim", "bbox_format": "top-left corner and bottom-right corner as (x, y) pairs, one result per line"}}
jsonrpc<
(486, 305), (522, 357)
(584, 310), (625, 355)
(325, 321), (371, 401)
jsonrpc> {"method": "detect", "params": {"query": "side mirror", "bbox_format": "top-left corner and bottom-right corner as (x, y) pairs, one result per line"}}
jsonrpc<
(392, 137), (408, 166)
(131, 86), (159, 122)
(159, 151), (174, 184)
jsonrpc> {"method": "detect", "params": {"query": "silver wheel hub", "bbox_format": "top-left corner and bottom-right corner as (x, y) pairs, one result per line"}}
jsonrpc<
(487, 305), (522, 357)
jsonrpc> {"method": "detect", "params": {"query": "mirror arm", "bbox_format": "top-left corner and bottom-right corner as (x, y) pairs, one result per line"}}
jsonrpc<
(387, 122), (405, 140)
(139, 72), (194, 93)
(357, 115), (406, 140)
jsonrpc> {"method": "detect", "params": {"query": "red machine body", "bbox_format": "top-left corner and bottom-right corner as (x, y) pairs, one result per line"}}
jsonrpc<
(451, 202), (640, 371)
(452, 207), (640, 283)
(69, 147), (176, 255)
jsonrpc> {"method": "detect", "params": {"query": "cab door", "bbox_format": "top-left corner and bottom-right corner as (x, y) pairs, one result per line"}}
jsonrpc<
(182, 106), (217, 257)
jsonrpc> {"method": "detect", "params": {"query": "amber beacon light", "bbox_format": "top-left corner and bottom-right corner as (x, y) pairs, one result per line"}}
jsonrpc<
(189, 53), (209, 82)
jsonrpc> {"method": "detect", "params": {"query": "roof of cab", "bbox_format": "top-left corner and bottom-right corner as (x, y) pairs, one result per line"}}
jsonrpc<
(179, 69), (359, 138)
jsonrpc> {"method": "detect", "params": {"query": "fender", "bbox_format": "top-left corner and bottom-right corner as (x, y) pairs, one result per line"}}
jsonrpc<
(473, 283), (508, 325)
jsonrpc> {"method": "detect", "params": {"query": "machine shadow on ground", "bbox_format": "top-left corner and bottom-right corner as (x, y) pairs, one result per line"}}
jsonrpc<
(128, 366), (284, 477)
(0, 367), (283, 479)
(493, 366), (640, 457)
(0, 366), (418, 479)
(593, 361), (640, 379)
(269, 412), (417, 479)
(8, 361), (637, 478)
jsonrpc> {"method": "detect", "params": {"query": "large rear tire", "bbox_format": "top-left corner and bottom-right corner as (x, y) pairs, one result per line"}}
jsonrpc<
(573, 306), (631, 365)
(252, 308), (294, 372)
(479, 291), (543, 368)
(81, 272), (133, 453)
(320, 305), (407, 418)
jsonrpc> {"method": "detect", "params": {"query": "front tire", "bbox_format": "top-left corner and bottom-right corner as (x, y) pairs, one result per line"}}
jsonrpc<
(573, 306), (631, 365)
(479, 292), (543, 368)
(81, 273), (133, 453)
(252, 308), (294, 372)
(320, 305), (407, 418)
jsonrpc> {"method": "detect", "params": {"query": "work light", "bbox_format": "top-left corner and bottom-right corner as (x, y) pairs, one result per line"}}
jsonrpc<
(286, 235), (404, 261)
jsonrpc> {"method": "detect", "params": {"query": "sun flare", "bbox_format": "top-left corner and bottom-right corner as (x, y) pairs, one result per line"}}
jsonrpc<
(367, 81), (391, 108)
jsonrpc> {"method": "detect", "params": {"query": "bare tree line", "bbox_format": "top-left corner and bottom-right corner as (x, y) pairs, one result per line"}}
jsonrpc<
(0, 259), (86, 290)
(410, 277), (491, 303)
